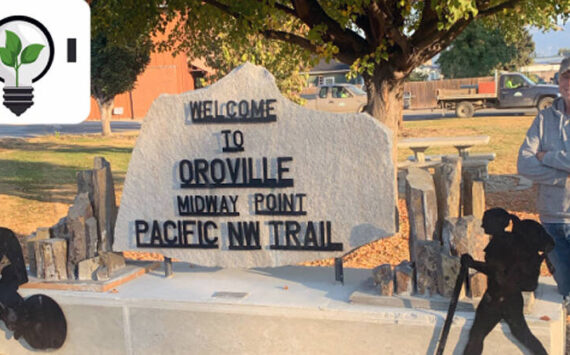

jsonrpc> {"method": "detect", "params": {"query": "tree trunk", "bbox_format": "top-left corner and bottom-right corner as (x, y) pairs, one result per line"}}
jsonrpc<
(365, 76), (404, 138)
(364, 68), (406, 214)
(97, 98), (114, 137)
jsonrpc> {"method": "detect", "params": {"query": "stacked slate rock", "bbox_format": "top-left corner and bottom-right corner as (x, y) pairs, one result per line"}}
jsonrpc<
(374, 156), (488, 299)
(24, 157), (125, 282)
(441, 216), (488, 297)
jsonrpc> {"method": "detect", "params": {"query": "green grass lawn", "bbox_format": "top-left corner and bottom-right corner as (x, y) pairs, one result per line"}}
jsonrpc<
(0, 133), (137, 236)
(398, 115), (535, 175)
(0, 114), (536, 237)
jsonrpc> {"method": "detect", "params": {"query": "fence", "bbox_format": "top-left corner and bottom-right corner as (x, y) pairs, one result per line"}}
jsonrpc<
(404, 76), (494, 109)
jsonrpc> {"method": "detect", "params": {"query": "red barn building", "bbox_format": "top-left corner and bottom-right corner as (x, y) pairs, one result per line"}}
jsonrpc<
(88, 38), (209, 120)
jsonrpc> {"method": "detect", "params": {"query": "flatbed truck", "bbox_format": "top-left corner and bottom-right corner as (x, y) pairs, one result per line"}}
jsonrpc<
(437, 72), (559, 118)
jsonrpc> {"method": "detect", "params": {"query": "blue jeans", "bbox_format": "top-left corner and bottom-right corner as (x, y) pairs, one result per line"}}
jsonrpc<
(543, 223), (570, 296)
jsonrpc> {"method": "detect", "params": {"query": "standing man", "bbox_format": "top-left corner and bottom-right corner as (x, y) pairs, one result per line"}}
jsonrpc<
(518, 57), (570, 297)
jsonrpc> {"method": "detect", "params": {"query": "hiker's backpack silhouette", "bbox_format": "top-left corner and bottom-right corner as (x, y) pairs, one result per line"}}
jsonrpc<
(461, 208), (553, 355)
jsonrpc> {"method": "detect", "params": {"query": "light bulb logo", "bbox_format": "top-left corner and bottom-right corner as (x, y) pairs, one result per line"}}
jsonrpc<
(0, 16), (54, 116)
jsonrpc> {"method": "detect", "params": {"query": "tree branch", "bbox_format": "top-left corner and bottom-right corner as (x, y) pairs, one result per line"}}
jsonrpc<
(263, 29), (359, 64)
(203, 0), (300, 26)
(388, 28), (410, 56)
(202, 0), (239, 19)
(412, 18), (472, 71)
(409, 0), (519, 64)
(381, 0), (405, 28)
(272, 1), (297, 17)
(477, 0), (521, 16)
(261, 29), (317, 51)
(367, 2), (386, 46)
(415, 0), (439, 37)
(354, 13), (374, 44)
(200, 0), (367, 60)
(407, 0), (518, 75)
(372, 1), (410, 55)
(292, 0), (368, 55)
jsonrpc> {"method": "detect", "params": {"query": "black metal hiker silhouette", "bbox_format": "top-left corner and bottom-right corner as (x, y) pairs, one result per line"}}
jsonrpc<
(462, 208), (551, 355)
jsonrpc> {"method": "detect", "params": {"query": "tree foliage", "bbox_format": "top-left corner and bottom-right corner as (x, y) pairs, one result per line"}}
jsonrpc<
(90, 0), (152, 135)
(93, 0), (569, 148)
(90, 34), (151, 105)
(559, 48), (570, 57)
(437, 21), (534, 78)
(188, 34), (312, 103)
(406, 71), (429, 82)
(502, 28), (534, 71)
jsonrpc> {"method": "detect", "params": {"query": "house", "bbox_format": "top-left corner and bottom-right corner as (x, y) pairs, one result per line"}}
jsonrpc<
(88, 33), (210, 120)
(412, 59), (442, 81)
(304, 59), (364, 88)
(304, 58), (442, 90)
(520, 55), (566, 83)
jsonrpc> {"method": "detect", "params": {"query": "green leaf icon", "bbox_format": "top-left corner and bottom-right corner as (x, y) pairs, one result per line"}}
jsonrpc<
(21, 44), (45, 64)
(5, 30), (21, 57)
(0, 47), (15, 68)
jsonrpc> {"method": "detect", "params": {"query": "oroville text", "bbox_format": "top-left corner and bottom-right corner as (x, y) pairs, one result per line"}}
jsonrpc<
(134, 219), (343, 251)
(178, 157), (293, 188)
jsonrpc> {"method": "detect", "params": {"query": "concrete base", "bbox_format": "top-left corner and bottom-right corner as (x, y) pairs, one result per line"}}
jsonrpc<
(0, 265), (564, 354)
(20, 261), (160, 292)
(351, 278), (537, 314)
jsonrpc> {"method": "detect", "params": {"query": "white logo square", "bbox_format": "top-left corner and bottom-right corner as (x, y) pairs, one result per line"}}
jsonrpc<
(0, 0), (90, 124)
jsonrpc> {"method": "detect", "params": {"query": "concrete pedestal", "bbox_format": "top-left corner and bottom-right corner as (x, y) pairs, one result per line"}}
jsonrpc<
(0, 265), (564, 354)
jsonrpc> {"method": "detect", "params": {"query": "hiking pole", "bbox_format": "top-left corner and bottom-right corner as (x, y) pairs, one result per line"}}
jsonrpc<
(436, 260), (468, 355)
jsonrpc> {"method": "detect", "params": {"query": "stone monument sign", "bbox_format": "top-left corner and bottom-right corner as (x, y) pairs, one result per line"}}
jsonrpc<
(113, 63), (395, 267)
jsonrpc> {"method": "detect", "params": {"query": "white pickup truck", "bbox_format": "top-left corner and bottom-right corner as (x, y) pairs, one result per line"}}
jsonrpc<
(302, 84), (367, 113)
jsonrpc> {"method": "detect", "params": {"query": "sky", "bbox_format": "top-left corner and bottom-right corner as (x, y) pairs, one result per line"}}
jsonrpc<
(531, 21), (570, 57)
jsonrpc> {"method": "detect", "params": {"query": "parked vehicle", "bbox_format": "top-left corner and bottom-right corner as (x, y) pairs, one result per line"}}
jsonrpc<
(303, 84), (367, 113)
(437, 72), (560, 118)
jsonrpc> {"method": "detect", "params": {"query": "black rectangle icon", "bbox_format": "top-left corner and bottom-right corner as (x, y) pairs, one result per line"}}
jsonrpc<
(67, 38), (76, 63)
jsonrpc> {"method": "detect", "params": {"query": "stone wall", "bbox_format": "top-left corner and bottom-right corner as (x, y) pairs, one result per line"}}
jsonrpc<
(374, 156), (487, 299)
(25, 157), (125, 281)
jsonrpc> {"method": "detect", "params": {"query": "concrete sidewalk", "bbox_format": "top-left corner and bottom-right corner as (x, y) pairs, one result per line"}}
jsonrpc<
(1, 264), (564, 354)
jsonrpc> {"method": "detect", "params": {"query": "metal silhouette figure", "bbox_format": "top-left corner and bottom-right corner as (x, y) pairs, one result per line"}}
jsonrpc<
(461, 208), (552, 355)
(0, 227), (66, 350)
(436, 258), (468, 355)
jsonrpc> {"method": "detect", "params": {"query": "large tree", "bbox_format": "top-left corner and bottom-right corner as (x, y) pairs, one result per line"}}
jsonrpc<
(437, 21), (534, 78)
(101, 0), (570, 135)
(95, 0), (568, 152)
(438, 21), (514, 78)
(90, 1), (152, 136)
(502, 28), (534, 71)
